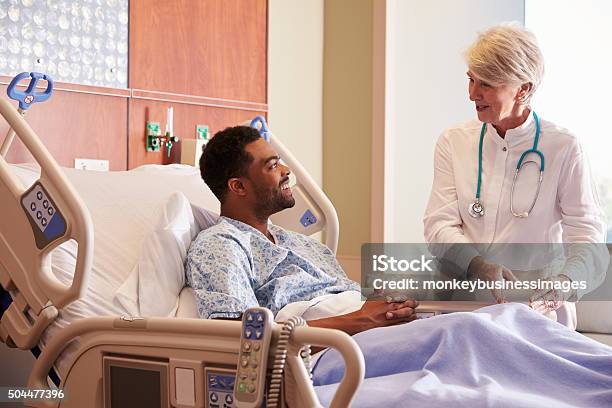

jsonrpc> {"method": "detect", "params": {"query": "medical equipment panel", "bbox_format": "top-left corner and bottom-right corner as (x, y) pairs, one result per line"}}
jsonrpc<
(205, 368), (236, 408)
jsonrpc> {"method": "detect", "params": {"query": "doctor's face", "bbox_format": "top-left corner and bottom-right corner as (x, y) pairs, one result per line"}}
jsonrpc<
(467, 71), (523, 125)
(243, 138), (295, 217)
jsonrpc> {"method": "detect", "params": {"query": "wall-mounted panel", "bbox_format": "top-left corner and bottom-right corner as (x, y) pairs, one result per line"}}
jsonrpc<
(0, 0), (129, 88)
(0, 79), (128, 170)
(128, 98), (266, 169)
(129, 0), (267, 102)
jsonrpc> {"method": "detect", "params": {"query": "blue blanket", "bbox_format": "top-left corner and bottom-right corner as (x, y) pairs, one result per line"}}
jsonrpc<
(313, 303), (612, 407)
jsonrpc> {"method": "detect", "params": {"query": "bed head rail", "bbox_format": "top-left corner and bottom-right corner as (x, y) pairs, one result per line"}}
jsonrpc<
(248, 116), (340, 253)
(0, 98), (93, 349)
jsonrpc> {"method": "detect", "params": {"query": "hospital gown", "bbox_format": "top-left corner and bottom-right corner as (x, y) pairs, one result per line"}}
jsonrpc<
(185, 216), (359, 319)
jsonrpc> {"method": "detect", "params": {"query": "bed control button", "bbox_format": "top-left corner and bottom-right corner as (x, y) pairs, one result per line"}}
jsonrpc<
(22, 182), (68, 248)
(253, 343), (260, 351)
(225, 394), (233, 404)
(248, 384), (255, 393)
(241, 358), (248, 367)
(243, 341), (251, 352)
(251, 360), (258, 368)
(250, 371), (257, 380)
(210, 392), (218, 402)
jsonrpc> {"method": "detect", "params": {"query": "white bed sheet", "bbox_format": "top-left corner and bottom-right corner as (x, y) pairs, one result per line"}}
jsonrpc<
(9, 163), (219, 374)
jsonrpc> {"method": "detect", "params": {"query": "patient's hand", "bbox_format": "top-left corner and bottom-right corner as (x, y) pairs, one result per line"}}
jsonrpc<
(307, 299), (419, 336)
(468, 256), (518, 303)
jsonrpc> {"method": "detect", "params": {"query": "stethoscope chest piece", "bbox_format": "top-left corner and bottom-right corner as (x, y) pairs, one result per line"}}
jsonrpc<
(469, 201), (485, 218)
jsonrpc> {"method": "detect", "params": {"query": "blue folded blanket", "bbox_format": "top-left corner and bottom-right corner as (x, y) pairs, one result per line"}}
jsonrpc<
(313, 303), (612, 407)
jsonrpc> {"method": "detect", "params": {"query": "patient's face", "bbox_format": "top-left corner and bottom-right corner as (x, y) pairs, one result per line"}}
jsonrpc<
(244, 138), (295, 216)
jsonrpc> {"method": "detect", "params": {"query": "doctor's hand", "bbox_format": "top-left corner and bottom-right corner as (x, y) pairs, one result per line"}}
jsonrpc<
(529, 274), (575, 313)
(467, 256), (518, 303)
(306, 299), (419, 336)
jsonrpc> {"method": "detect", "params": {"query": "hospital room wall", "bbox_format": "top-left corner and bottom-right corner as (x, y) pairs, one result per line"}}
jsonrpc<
(385, 0), (525, 243)
(267, 0), (324, 185)
(323, 0), (373, 276)
(127, 0), (268, 168)
(0, 0), (268, 170)
(319, 0), (526, 280)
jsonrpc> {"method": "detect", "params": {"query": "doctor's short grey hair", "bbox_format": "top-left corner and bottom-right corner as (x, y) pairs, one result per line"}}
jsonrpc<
(465, 23), (544, 105)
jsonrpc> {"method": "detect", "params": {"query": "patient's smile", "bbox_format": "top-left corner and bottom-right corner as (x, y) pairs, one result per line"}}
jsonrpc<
(281, 181), (292, 196)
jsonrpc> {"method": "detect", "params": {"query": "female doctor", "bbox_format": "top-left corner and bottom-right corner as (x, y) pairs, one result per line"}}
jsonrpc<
(423, 23), (608, 327)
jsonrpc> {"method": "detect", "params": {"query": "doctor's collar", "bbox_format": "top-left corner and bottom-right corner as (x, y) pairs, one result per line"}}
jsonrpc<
(489, 111), (537, 145)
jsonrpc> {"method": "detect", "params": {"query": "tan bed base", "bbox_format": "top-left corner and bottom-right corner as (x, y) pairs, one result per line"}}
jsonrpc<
(25, 316), (364, 408)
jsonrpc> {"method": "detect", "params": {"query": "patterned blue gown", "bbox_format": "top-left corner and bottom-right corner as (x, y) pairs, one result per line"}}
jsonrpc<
(185, 216), (359, 319)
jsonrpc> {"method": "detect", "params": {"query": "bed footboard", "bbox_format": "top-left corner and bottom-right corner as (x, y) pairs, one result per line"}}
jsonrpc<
(26, 316), (364, 408)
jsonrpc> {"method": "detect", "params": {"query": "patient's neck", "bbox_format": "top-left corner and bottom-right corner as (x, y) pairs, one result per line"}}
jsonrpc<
(220, 206), (274, 243)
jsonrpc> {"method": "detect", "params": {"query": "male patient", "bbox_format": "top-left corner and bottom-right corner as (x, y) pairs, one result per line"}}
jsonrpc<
(185, 125), (417, 335)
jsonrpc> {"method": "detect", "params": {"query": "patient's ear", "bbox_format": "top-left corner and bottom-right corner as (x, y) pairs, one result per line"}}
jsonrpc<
(228, 178), (247, 197)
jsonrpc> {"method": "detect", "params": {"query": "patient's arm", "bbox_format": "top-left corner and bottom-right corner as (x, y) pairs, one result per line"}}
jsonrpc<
(306, 299), (418, 336)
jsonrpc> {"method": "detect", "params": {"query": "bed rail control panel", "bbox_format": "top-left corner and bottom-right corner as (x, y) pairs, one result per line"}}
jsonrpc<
(300, 209), (317, 228)
(234, 307), (273, 408)
(206, 368), (237, 408)
(20, 181), (66, 249)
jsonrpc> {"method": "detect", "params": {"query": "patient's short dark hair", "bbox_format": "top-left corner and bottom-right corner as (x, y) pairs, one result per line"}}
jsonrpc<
(199, 126), (261, 202)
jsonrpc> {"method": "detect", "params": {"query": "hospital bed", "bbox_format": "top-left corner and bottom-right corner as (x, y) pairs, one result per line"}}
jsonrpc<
(0, 93), (366, 407)
(1, 76), (611, 407)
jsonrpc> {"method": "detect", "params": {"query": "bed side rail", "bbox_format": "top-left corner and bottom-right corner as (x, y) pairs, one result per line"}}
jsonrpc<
(0, 98), (93, 349)
(27, 317), (364, 408)
(269, 133), (340, 253)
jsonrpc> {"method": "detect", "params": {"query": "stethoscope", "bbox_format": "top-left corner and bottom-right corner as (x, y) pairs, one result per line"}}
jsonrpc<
(469, 111), (545, 219)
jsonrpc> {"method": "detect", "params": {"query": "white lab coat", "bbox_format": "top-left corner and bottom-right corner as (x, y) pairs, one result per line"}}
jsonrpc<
(423, 113), (608, 310)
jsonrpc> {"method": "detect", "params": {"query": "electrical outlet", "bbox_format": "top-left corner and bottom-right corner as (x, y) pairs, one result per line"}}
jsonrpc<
(74, 158), (109, 171)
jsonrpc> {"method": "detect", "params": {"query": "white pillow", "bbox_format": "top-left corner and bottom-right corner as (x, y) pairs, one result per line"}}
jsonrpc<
(115, 193), (218, 317)
(191, 203), (220, 231)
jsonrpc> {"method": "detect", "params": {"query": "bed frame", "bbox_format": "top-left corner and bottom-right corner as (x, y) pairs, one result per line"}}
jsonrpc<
(0, 97), (365, 407)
